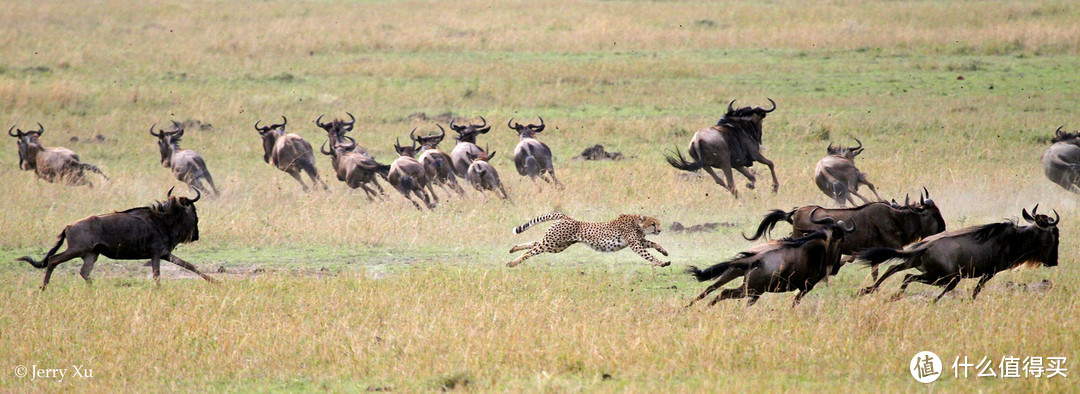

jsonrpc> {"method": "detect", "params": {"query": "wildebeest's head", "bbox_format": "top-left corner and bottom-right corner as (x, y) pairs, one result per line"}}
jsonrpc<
(450, 116), (490, 143)
(410, 124), (447, 151)
(149, 122), (184, 165)
(897, 187), (947, 234)
(719, 98), (776, 124)
(315, 112), (355, 144)
(394, 136), (419, 158)
(153, 186), (202, 242)
(507, 117), (545, 139)
(1021, 204), (1060, 267)
(255, 116), (288, 163)
(1051, 126), (1080, 144)
(8, 123), (44, 171)
(807, 208), (858, 270)
(826, 138), (864, 160)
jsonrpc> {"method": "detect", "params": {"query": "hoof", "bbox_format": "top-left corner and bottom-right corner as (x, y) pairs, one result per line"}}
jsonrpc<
(746, 182), (755, 190)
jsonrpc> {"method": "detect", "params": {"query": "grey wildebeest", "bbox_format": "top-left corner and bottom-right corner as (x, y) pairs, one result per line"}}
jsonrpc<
(449, 116), (490, 177)
(466, 145), (509, 200)
(665, 99), (779, 198)
(315, 112), (369, 157)
(150, 122), (219, 196)
(411, 125), (465, 197)
(320, 136), (391, 201)
(388, 137), (437, 210)
(255, 116), (328, 192)
(814, 138), (882, 207)
(745, 188), (946, 280)
(686, 210), (856, 308)
(509, 116), (562, 187)
(857, 205), (1059, 302)
(16, 187), (216, 291)
(1041, 126), (1080, 193)
(8, 123), (108, 186)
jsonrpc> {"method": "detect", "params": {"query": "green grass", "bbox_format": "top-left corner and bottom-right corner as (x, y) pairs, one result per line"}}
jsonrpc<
(2, 0), (1079, 391)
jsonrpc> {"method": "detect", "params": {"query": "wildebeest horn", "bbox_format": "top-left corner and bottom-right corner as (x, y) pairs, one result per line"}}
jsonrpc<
(923, 186), (929, 200)
(478, 115), (489, 131)
(840, 219), (857, 233)
(436, 123), (446, 139)
(167, 186), (175, 198)
(279, 115), (287, 127)
(904, 194), (910, 206)
(149, 123), (162, 137)
(315, 114), (325, 128)
(507, 117), (516, 130)
(320, 140), (332, 155)
(449, 118), (460, 131)
(853, 138), (863, 154)
(188, 187), (201, 203)
(808, 207), (836, 225)
(727, 99), (736, 114)
(341, 136), (357, 149)
(1056, 125), (1065, 136)
(1049, 209), (1060, 225)
(254, 119), (264, 131)
(7, 125), (18, 138)
(533, 116), (545, 132)
(409, 127), (418, 142)
(345, 112), (355, 125)
(763, 98), (776, 113)
(394, 137), (401, 150)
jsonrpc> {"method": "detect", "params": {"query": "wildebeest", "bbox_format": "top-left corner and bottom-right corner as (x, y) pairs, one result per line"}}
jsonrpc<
(857, 205), (1059, 302)
(16, 187), (216, 291)
(315, 112), (369, 157)
(255, 116), (327, 192)
(745, 188), (946, 280)
(1041, 126), (1080, 193)
(8, 123), (108, 186)
(466, 145), (509, 200)
(687, 211), (856, 307)
(509, 116), (562, 187)
(412, 125), (465, 197)
(665, 99), (779, 198)
(320, 136), (391, 201)
(150, 122), (219, 196)
(814, 138), (882, 207)
(449, 116), (491, 177)
(388, 137), (437, 210)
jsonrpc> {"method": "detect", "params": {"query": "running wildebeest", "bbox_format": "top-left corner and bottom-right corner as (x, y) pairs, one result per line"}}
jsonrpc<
(745, 188), (945, 280)
(687, 210), (856, 308)
(665, 98), (779, 198)
(8, 123), (108, 186)
(814, 138), (882, 207)
(388, 137), (437, 210)
(16, 187), (216, 291)
(315, 112), (369, 157)
(466, 145), (509, 200)
(411, 125), (465, 197)
(449, 116), (490, 177)
(857, 205), (1059, 302)
(509, 116), (562, 187)
(150, 122), (219, 196)
(1041, 126), (1080, 193)
(255, 116), (328, 192)
(320, 136), (391, 201)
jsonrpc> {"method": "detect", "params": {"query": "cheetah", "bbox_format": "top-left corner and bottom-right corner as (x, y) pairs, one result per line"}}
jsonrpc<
(507, 212), (671, 267)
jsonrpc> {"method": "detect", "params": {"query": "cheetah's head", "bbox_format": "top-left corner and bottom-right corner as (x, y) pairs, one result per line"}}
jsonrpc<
(639, 216), (662, 235)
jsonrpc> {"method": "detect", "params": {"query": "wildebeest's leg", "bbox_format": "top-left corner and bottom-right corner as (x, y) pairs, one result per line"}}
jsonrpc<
(287, 170), (310, 192)
(745, 293), (763, 307)
(149, 255), (162, 285)
(857, 262), (910, 296)
(546, 169), (564, 189)
(641, 240), (668, 256)
(850, 189), (873, 205)
(166, 254), (218, 283)
(41, 249), (83, 291)
(858, 174), (882, 201)
(792, 286), (815, 307)
(78, 254), (99, 283)
(497, 184), (511, 201)
(203, 174), (220, 196)
(686, 268), (745, 307)
(751, 151), (779, 192)
(932, 276), (962, 303)
(708, 288), (751, 307)
(720, 165), (739, 198)
(509, 241), (539, 253)
(414, 188), (436, 209)
(699, 164), (729, 190)
(735, 166), (757, 190)
(970, 274), (993, 300)
(629, 240), (670, 267)
(889, 273), (936, 301)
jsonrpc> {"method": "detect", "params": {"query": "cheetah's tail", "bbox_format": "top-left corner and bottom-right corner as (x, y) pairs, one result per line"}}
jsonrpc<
(513, 212), (569, 234)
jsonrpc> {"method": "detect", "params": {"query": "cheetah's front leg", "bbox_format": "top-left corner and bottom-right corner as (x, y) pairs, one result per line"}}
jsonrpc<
(641, 239), (669, 256)
(629, 241), (670, 267)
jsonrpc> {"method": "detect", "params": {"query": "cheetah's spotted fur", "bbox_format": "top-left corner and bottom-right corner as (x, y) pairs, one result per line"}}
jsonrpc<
(507, 212), (670, 267)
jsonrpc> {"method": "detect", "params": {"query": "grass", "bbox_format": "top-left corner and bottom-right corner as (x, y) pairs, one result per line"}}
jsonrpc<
(1, 0), (1079, 391)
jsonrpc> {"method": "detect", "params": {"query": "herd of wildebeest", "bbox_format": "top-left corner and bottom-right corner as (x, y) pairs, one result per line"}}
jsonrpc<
(8, 98), (1072, 307)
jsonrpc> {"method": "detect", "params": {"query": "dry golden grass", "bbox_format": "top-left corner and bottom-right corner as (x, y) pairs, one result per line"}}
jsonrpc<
(1, 0), (1078, 391)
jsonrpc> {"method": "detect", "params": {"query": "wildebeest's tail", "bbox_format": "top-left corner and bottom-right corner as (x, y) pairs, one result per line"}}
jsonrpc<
(398, 174), (416, 193)
(17, 230), (67, 269)
(513, 212), (569, 234)
(686, 252), (755, 281)
(80, 163), (109, 181)
(743, 208), (796, 241)
(858, 247), (925, 268)
(664, 146), (703, 172)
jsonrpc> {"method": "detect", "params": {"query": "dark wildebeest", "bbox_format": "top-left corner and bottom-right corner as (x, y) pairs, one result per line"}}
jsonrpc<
(315, 112), (369, 157)
(255, 116), (328, 192)
(8, 123), (108, 186)
(1041, 126), (1080, 193)
(686, 210), (856, 307)
(814, 138), (882, 207)
(150, 122), (219, 196)
(449, 116), (490, 177)
(16, 187), (216, 291)
(665, 99), (779, 198)
(745, 188), (946, 280)
(411, 125), (465, 197)
(466, 145), (509, 200)
(857, 205), (1059, 302)
(320, 136), (391, 201)
(509, 116), (562, 187)
(388, 137), (437, 210)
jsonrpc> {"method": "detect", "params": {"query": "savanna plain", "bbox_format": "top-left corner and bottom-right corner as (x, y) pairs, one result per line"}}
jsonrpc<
(1, 0), (1078, 391)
